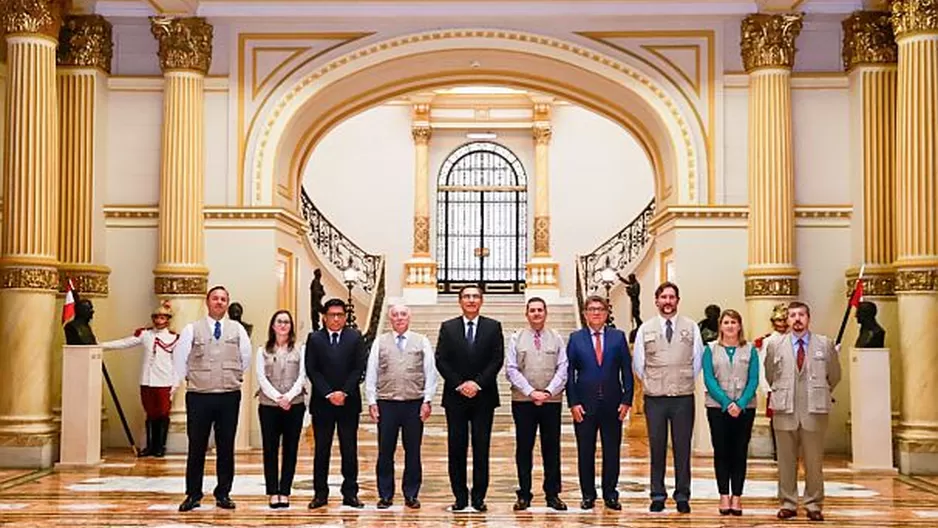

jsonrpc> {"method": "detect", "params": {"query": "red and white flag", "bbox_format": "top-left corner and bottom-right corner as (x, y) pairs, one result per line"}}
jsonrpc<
(62, 278), (76, 324)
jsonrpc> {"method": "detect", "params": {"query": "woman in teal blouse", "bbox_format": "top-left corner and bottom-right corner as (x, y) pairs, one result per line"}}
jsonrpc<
(703, 309), (759, 516)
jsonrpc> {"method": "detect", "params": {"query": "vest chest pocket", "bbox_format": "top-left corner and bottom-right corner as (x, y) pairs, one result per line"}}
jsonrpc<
(222, 360), (243, 383)
(769, 388), (791, 412)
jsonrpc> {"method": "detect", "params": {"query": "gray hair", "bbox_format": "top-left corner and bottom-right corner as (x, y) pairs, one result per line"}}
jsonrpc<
(387, 304), (411, 316)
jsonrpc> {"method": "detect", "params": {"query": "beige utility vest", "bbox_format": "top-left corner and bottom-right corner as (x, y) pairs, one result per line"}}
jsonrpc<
(258, 346), (306, 406)
(705, 342), (756, 409)
(768, 335), (833, 415)
(186, 320), (243, 393)
(511, 328), (564, 403)
(642, 316), (696, 397)
(375, 332), (426, 402)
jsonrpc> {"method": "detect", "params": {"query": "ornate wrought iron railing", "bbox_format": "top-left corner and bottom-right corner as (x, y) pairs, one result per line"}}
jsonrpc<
(362, 258), (387, 349)
(300, 188), (382, 294)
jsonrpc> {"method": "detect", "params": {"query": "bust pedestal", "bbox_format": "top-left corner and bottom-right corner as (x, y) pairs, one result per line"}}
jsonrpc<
(57, 345), (103, 468)
(850, 347), (896, 473)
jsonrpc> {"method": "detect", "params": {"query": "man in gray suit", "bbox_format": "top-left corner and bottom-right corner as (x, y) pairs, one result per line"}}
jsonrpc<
(764, 301), (841, 522)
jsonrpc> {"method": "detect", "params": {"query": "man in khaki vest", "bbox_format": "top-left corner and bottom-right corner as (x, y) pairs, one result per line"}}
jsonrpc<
(505, 297), (568, 511)
(364, 304), (437, 510)
(765, 301), (841, 522)
(173, 286), (252, 512)
(632, 281), (704, 514)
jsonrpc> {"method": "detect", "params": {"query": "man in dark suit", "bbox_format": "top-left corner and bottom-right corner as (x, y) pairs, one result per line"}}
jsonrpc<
(435, 285), (504, 512)
(305, 298), (367, 509)
(566, 295), (633, 510)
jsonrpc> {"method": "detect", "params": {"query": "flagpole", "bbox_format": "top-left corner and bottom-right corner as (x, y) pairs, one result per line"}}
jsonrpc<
(101, 362), (138, 455)
(835, 264), (865, 345)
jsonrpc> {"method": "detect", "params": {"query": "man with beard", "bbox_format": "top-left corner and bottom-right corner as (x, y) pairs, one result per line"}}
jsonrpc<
(765, 301), (841, 522)
(632, 281), (704, 514)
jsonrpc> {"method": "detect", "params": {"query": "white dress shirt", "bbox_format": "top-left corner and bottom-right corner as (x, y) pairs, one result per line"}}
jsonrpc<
(255, 344), (307, 402)
(631, 314), (704, 381)
(173, 316), (252, 388)
(364, 330), (438, 406)
(101, 328), (180, 387)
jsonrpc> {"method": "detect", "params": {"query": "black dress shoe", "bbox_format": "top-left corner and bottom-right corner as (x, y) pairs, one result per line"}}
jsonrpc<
(604, 498), (622, 510)
(308, 496), (328, 509)
(376, 498), (392, 509)
(580, 498), (595, 510)
(404, 496), (421, 509)
(215, 496), (236, 510)
(676, 501), (691, 514)
(513, 497), (530, 511)
(777, 508), (797, 519)
(807, 510), (825, 522)
(719, 507), (732, 515)
(649, 500), (665, 512)
(178, 495), (201, 512)
(546, 496), (568, 511)
(471, 500), (487, 512)
(342, 496), (364, 509)
(450, 501), (469, 512)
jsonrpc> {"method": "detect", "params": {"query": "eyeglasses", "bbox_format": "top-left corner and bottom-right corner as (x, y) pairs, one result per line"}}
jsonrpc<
(585, 307), (608, 313)
(325, 312), (346, 319)
(273, 319), (291, 325)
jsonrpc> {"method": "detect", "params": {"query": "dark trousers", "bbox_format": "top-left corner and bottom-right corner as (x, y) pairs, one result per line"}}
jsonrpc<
(312, 406), (359, 499)
(258, 403), (306, 496)
(376, 399), (424, 501)
(185, 391), (241, 499)
(445, 404), (495, 504)
(573, 404), (622, 501)
(645, 394), (695, 502)
(512, 401), (562, 500)
(707, 407), (755, 496)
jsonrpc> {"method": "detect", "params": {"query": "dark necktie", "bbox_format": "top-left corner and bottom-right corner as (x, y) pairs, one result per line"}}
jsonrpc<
(665, 319), (673, 343)
(396, 334), (405, 351)
(534, 330), (542, 351)
(213, 321), (221, 340)
(797, 339), (806, 371)
(331, 332), (339, 346)
(466, 321), (475, 345)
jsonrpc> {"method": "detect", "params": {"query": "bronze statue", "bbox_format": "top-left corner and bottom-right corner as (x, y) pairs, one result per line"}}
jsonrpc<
(228, 302), (253, 337)
(699, 304), (721, 344)
(309, 268), (326, 331)
(64, 299), (97, 345)
(618, 272), (642, 329)
(855, 301), (886, 348)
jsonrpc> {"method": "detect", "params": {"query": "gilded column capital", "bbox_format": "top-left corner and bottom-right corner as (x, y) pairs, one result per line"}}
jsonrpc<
(58, 265), (111, 297)
(0, 265), (60, 291)
(533, 102), (551, 122)
(891, 0), (938, 38)
(57, 15), (113, 73)
(154, 274), (209, 296)
(842, 11), (898, 70)
(412, 125), (432, 145)
(533, 125), (552, 145)
(741, 13), (804, 72)
(149, 16), (213, 75)
(0, 0), (65, 40)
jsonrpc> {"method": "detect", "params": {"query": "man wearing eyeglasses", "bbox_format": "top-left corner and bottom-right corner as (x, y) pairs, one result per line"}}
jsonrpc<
(305, 298), (367, 510)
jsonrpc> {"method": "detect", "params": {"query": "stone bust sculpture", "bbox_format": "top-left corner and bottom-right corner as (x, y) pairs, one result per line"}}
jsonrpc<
(64, 299), (97, 345)
(855, 300), (886, 348)
(699, 304), (721, 344)
(228, 302), (253, 337)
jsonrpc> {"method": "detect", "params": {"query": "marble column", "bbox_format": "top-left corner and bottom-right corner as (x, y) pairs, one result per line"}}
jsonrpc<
(740, 12), (803, 458)
(403, 101), (438, 305)
(842, 10), (901, 433)
(525, 100), (560, 302)
(150, 16), (213, 452)
(0, 0), (66, 469)
(890, 0), (938, 474)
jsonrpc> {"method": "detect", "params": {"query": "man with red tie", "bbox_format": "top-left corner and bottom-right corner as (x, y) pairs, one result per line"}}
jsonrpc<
(565, 295), (632, 510)
(764, 301), (841, 522)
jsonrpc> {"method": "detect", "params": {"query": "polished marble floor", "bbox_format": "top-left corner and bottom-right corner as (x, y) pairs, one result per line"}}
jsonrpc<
(2, 420), (938, 526)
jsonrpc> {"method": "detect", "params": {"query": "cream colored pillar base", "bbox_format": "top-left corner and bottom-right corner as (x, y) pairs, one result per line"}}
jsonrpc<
(403, 258), (438, 305)
(850, 347), (896, 472)
(165, 296), (205, 453)
(692, 377), (712, 456)
(57, 346), (104, 469)
(525, 258), (560, 304)
(897, 292), (938, 474)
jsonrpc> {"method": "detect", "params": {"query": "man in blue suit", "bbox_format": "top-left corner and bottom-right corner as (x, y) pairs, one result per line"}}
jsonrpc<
(566, 295), (633, 510)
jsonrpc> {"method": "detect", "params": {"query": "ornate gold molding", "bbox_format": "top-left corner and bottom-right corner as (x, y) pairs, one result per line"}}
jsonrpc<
(149, 16), (213, 75)
(744, 276), (799, 297)
(413, 216), (430, 255)
(411, 125), (431, 145)
(534, 216), (550, 256)
(842, 11), (897, 71)
(154, 274), (209, 296)
(891, 0), (938, 38)
(533, 125), (552, 145)
(0, 265), (59, 291)
(57, 15), (113, 73)
(741, 13), (804, 72)
(533, 102), (551, 122)
(412, 102), (430, 122)
(0, 0), (64, 40)
(846, 270), (896, 297)
(895, 268), (938, 292)
(58, 265), (110, 297)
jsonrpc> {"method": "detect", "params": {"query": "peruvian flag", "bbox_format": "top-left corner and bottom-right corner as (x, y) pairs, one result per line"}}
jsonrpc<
(849, 277), (864, 308)
(62, 278), (76, 324)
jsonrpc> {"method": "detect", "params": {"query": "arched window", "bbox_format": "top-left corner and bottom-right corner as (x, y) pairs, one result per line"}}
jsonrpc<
(436, 142), (528, 294)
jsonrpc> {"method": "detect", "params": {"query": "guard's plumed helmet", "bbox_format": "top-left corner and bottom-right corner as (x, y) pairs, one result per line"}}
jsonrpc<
(769, 303), (788, 322)
(151, 300), (174, 318)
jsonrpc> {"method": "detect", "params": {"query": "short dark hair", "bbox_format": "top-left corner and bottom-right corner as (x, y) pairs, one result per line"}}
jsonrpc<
(458, 284), (483, 298)
(206, 285), (228, 300)
(323, 298), (347, 312)
(526, 297), (547, 311)
(654, 281), (680, 299)
(787, 300), (811, 316)
(583, 295), (609, 311)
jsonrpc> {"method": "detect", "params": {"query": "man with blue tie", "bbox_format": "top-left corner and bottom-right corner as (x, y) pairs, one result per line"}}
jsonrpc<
(566, 295), (633, 510)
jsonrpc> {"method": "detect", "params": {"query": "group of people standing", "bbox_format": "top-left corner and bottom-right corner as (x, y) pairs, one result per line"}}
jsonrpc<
(103, 280), (840, 521)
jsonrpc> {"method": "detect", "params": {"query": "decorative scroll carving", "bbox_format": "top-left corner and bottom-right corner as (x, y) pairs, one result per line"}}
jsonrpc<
(533, 125), (552, 145)
(57, 15), (113, 73)
(895, 268), (938, 292)
(149, 16), (213, 74)
(741, 13), (804, 72)
(745, 276), (800, 297)
(58, 267), (110, 297)
(842, 11), (897, 70)
(154, 275), (209, 296)
(413, 216), (430, 255)
(534, 216), (550, 255)
(891, 0), (938, 37)
(578, 200), (655, 294)
(0, 266), (59, 290)
(0, 0), (65, 39)
(411, 125), (431, 145)
(301, 189), (381, 294)
(846, 271), (896, 297)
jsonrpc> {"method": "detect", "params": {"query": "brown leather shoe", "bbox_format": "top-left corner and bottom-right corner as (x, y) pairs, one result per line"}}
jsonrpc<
(807, 510), (825, 522)
(777, 508), (797, 519)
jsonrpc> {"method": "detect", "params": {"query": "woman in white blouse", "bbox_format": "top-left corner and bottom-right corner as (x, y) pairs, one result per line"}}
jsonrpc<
(256, 310), (307, 508)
